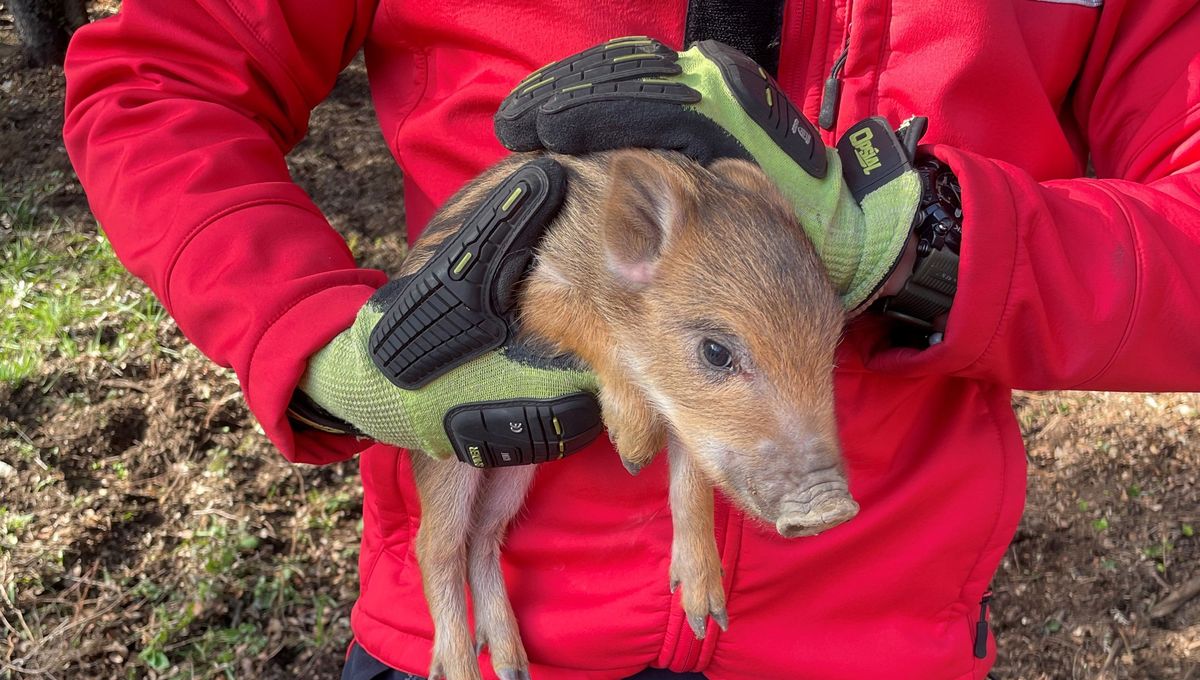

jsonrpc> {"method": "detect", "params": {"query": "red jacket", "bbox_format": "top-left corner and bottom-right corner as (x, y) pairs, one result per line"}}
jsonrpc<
(63, 2), (1200, 678)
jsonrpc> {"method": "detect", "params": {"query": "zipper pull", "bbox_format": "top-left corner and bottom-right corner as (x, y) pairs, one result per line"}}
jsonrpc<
(974, 589), (993, 659)
(818, 27), (851, 131)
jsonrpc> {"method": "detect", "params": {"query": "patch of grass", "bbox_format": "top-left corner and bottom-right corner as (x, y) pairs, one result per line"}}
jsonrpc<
(1143, 538), (1175, 575)
(1, 184), (167, 385)
(304, 489), (355, 533)
(126, 517), (297, 675)
(0, 507), (36, 551)
(0, 180), (56, 232)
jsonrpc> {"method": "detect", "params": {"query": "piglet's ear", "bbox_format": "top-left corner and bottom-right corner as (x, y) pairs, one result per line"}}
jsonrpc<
(601, 150), (693, 287)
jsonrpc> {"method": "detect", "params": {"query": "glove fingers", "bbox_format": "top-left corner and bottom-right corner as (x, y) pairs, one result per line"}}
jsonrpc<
(539, 77), (699, 115)
(535, 96), (751, 164)
(495, 36), (680, 151)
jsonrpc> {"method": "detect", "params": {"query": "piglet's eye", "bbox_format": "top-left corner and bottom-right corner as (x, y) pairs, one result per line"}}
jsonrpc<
(701, 339), (735, 371)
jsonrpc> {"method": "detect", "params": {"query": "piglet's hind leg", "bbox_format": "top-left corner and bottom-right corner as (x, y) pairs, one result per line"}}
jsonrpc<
(411, 454), (486, 680)
(468, 465), (538, 680)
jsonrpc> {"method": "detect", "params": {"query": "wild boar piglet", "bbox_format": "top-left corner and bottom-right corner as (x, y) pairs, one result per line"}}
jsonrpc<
(404, 149), (855, 680)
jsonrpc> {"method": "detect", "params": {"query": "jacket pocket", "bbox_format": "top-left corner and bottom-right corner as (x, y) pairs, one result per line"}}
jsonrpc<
(946, 389), (1026, 676)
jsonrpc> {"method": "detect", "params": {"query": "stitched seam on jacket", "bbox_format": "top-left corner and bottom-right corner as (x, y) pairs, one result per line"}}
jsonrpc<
(360, 451), (414, 590)
(359, 544), (387, 603)
(162, 197), (324, 311)
(378, 0), (431, 135)
(967, 163), (1022, 375)
(927, 390), (1017, 680)
(218, 0), (308, 109)
(1114, 102), (1200, 181)
(244, 282), (353, 407)
(1070, 181), (1141, 388)
(388, 49), (431, 173)
(954, 393), (1011, 615)
(868, 0), (893, 118)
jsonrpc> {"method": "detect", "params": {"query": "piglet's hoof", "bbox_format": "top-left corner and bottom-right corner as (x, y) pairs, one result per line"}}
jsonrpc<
(670, 562), (728, 640)
(620, 456), (643, 476)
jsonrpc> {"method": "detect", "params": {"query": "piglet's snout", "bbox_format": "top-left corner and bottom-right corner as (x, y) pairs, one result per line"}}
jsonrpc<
(773, 467), (859, 539)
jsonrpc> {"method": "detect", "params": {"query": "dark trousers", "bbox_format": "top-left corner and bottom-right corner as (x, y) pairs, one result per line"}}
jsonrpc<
(342, 644), (707, 680)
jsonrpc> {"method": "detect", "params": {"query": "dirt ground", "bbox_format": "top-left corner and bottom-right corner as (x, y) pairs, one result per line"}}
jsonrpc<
(1, 5), (1198, 680)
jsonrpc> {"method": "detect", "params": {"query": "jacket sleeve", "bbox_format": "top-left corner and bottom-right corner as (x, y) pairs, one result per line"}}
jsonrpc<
(867, 1), (1200, 391)
(63, 0), (389, 464)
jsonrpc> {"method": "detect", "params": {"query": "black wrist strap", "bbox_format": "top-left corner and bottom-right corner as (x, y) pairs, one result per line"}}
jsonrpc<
(881, 248), (959, 330)
(881, 155), (962, 329)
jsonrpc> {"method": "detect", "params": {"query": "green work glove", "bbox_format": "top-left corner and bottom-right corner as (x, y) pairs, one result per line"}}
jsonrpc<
(296, 160), (602, 466)
(496, 37), (923, 313)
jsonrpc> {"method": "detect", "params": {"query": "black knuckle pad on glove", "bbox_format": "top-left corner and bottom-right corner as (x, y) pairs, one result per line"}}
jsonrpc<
(534, 97), (747, 164)
(444, 393), (604, 468)
(495, 36), (690, 152)
(367, 158), (568, 389)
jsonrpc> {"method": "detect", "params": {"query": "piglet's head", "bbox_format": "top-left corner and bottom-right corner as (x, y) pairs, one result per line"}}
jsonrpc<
(596, 150), (857, 537)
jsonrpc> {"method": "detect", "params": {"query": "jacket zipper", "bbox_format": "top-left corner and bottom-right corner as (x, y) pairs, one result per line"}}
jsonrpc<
(974, 589), (993, 659)
(817, 23), (851, 130)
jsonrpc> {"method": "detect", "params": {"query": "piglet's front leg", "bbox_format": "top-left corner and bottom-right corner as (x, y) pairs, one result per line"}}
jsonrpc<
(667, 439), (728, 639)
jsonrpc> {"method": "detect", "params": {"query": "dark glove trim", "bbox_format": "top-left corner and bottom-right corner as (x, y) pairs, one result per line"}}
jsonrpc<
(694, 40), (828, 179)
(287, 389), (364, 437)
(368, 158), (568, 389)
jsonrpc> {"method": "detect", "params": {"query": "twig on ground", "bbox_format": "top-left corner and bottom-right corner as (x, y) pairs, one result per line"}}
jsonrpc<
(1094, 633), (1124, 680)
(192, 506), (244, 523)
(0, 658), (60, 677)
(1150, 572), (1200, 619)
(1143, 562), (1173, 591)
(98, 378), (148, 393)
(202, 389), (244, 428)
(0, 565), (36, 649)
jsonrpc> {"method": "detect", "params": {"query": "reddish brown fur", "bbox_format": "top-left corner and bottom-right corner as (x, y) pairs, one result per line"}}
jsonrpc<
(405, 150), (853, 680)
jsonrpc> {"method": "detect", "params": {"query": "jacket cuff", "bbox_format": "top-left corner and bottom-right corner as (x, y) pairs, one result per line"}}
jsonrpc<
(164, 199), (389, 464)
(247, 282), (381, 464)
(864, 144), (1020, 377)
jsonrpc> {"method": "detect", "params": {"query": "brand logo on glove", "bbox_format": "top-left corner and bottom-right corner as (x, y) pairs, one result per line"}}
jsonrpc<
(849, 128), (882, 175)
(790, 118), (813, 145)
(468, 445), (485, 467)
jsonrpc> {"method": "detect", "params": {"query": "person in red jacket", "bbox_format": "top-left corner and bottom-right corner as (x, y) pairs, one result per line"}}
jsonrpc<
(62, 2), (1200, 679)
